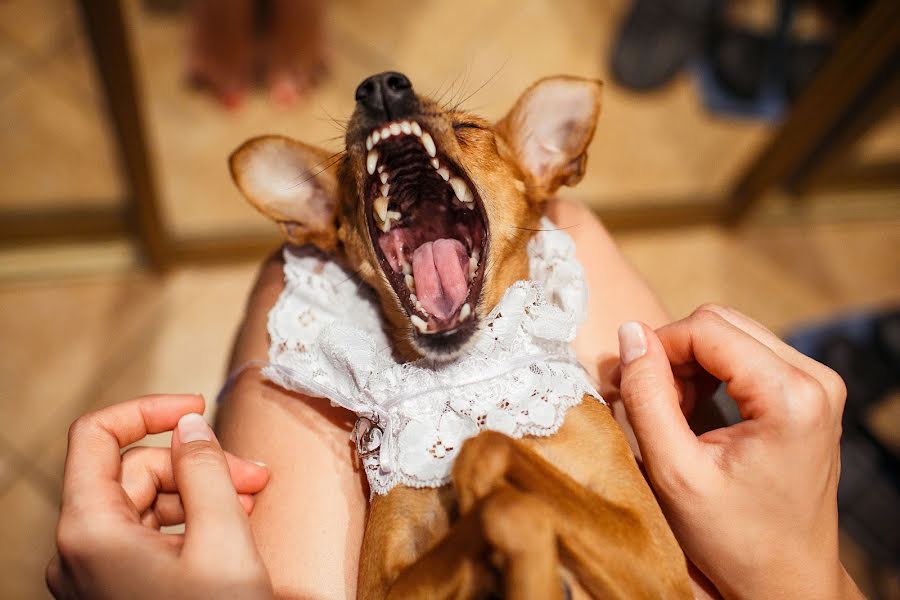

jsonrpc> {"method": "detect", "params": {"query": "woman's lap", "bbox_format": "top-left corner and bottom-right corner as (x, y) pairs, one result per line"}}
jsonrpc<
(215, 198), (668, 597)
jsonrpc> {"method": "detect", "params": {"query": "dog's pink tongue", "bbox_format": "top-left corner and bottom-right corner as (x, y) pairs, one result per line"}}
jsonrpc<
(412, 239), (468, 320)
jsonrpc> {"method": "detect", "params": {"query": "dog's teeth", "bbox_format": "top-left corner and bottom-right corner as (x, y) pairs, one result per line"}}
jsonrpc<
(366, 136), (373, 151)
(411, 314), (428, 333)
(400, 121), (412, 135)
(386, 210), (401, 222)
(459, 303), (471, 321)
(381, 126), (391, 139)
(381, 183), (390, 196)
(380, 171), (389, 184)
(389, 122), (401, 136)
(401, 260), (411, 275)
(372, 130), (381, 145)
(430, 158), (439, 169)
(377, 164), (385, 174)
(472, 249), (480, 263)
(421, 132), (436, 157)
(437, 167), (450, 181)
(366, 150), (378, 175)
(405, 274), (415, 290)
(373, 196), (388, 222)
(410, 293), (418, 304)
(449, 177), (472, 204)
(411, 121), (422, 136)
(469, 256), (478, 280)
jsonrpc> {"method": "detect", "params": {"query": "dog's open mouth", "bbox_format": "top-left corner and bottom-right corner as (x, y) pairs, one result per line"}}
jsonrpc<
(364, 120), (487, 341)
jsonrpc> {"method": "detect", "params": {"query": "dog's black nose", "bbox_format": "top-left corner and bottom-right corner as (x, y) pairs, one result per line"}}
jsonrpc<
(355, 71), (416, 120)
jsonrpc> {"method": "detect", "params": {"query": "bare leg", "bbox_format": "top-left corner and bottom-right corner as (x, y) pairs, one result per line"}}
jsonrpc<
(546, 198), (669, 457)
(217, 199), (675, 596)
(187, 0), (254, 109)
(265, 0), (328, 106)
(215, 254), (368, 599)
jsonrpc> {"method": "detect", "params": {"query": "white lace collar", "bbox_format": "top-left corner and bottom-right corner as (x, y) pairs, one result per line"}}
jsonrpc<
(264, 218), (602, 495)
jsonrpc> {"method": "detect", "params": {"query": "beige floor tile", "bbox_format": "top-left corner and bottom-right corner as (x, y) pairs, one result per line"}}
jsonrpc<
(125, 0), (771, 239)
(0, 479), (56, 600)
(32, 262), (259, 488)
(0, 71), (122, 209)
(615, 219), (900, 333)
(0, 273), (163, 453)
(0, 0), (73, 54)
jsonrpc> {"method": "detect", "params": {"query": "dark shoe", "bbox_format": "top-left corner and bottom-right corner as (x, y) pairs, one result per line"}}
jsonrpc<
(610, 0), (717, 91)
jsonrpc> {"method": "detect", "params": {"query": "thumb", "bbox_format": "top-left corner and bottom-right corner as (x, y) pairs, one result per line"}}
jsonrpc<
(618, 322), (699, 481)
(171, 412), (256, 555)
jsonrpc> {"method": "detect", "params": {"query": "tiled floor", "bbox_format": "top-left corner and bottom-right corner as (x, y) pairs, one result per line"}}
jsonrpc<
(1, 0), (899, 598)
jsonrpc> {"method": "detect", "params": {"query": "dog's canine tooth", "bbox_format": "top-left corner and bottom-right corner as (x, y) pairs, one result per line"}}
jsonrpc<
(411, 314), (428, 333)
(411, 121), (422, 137)
(381, 126), (391, 140)
(380, 171), (389, 184)
(400, 121), (412, 135)
(373, 196), (389, 222)
(468, 256), (478, 280)
(373, 130), (381, 145)
(381, 183), (390, 197)
(367, 150), (378, 175)
(405, 274), (415, 291)
(430, 158), (439, 169)
(389, 122), (401, 136)
(421, 132), (436, 157)
(459, 303), (471, 321)
(449, 177), (472, 204)
(437, 167), (450, 181)
(366, 135), (373, 151)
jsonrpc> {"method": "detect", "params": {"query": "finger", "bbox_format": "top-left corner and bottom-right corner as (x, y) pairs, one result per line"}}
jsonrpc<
(696, 304), (846, 402)
(170, 413), (257, 555)
(654, 310), (799, 421)
(618, 322), (702, 477)
(141, 492), (256, 529)
(121, 446), (268, 514)
(62, 394), (205, 512)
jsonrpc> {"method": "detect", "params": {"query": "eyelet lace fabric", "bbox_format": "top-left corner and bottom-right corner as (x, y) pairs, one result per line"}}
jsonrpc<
(264, 218), (602, 496)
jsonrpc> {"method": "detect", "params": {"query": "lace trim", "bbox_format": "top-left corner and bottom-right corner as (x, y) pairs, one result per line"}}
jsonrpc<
(262, 219), (602, 495)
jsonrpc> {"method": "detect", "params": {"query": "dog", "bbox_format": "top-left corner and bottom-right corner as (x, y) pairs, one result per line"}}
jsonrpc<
(229, 72), (692, 599)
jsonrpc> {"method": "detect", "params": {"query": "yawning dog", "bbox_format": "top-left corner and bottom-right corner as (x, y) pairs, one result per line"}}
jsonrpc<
(230, 72), (692, 599)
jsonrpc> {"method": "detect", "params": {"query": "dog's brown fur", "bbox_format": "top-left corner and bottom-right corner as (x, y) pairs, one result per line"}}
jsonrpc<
(230, 75), (692, 598)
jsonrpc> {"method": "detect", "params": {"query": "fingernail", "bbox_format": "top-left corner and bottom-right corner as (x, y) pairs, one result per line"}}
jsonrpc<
(249, 459), (267, 468)
(177, 412), (213, 443)
(618, 322), (647, 365)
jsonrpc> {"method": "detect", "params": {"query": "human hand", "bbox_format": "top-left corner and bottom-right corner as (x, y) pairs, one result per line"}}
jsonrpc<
(617, 305), (863, 600)
(46, 394), (273, 600)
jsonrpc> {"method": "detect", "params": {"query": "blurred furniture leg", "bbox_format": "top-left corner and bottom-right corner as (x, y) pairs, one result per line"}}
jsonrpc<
(723, 0), (900, 224)
(76, 0), (169, 270)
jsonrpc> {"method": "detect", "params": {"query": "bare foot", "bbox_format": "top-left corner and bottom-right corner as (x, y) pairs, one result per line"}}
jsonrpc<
(187, 0), (254, 110)
(265, 0), (328, 107)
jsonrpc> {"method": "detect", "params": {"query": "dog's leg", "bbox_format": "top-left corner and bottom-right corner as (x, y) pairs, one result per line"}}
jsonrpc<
(452, 418), (693, 599)
(357, 485), (455, 600)
(386, 485), (564, 600)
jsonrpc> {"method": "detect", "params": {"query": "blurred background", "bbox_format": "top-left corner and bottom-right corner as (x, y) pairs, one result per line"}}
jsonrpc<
(0, 0), (898, 597)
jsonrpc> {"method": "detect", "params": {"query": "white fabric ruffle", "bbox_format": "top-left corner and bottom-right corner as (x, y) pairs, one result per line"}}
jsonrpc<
(264, 218), (602, 495)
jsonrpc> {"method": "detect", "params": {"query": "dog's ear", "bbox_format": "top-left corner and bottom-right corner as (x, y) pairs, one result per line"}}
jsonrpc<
(496, 76), (602, 194)
(230, 135), (341, 251)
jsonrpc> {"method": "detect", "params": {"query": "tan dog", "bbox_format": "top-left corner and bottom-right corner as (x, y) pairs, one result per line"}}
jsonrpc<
(230, 72), (692, 599)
